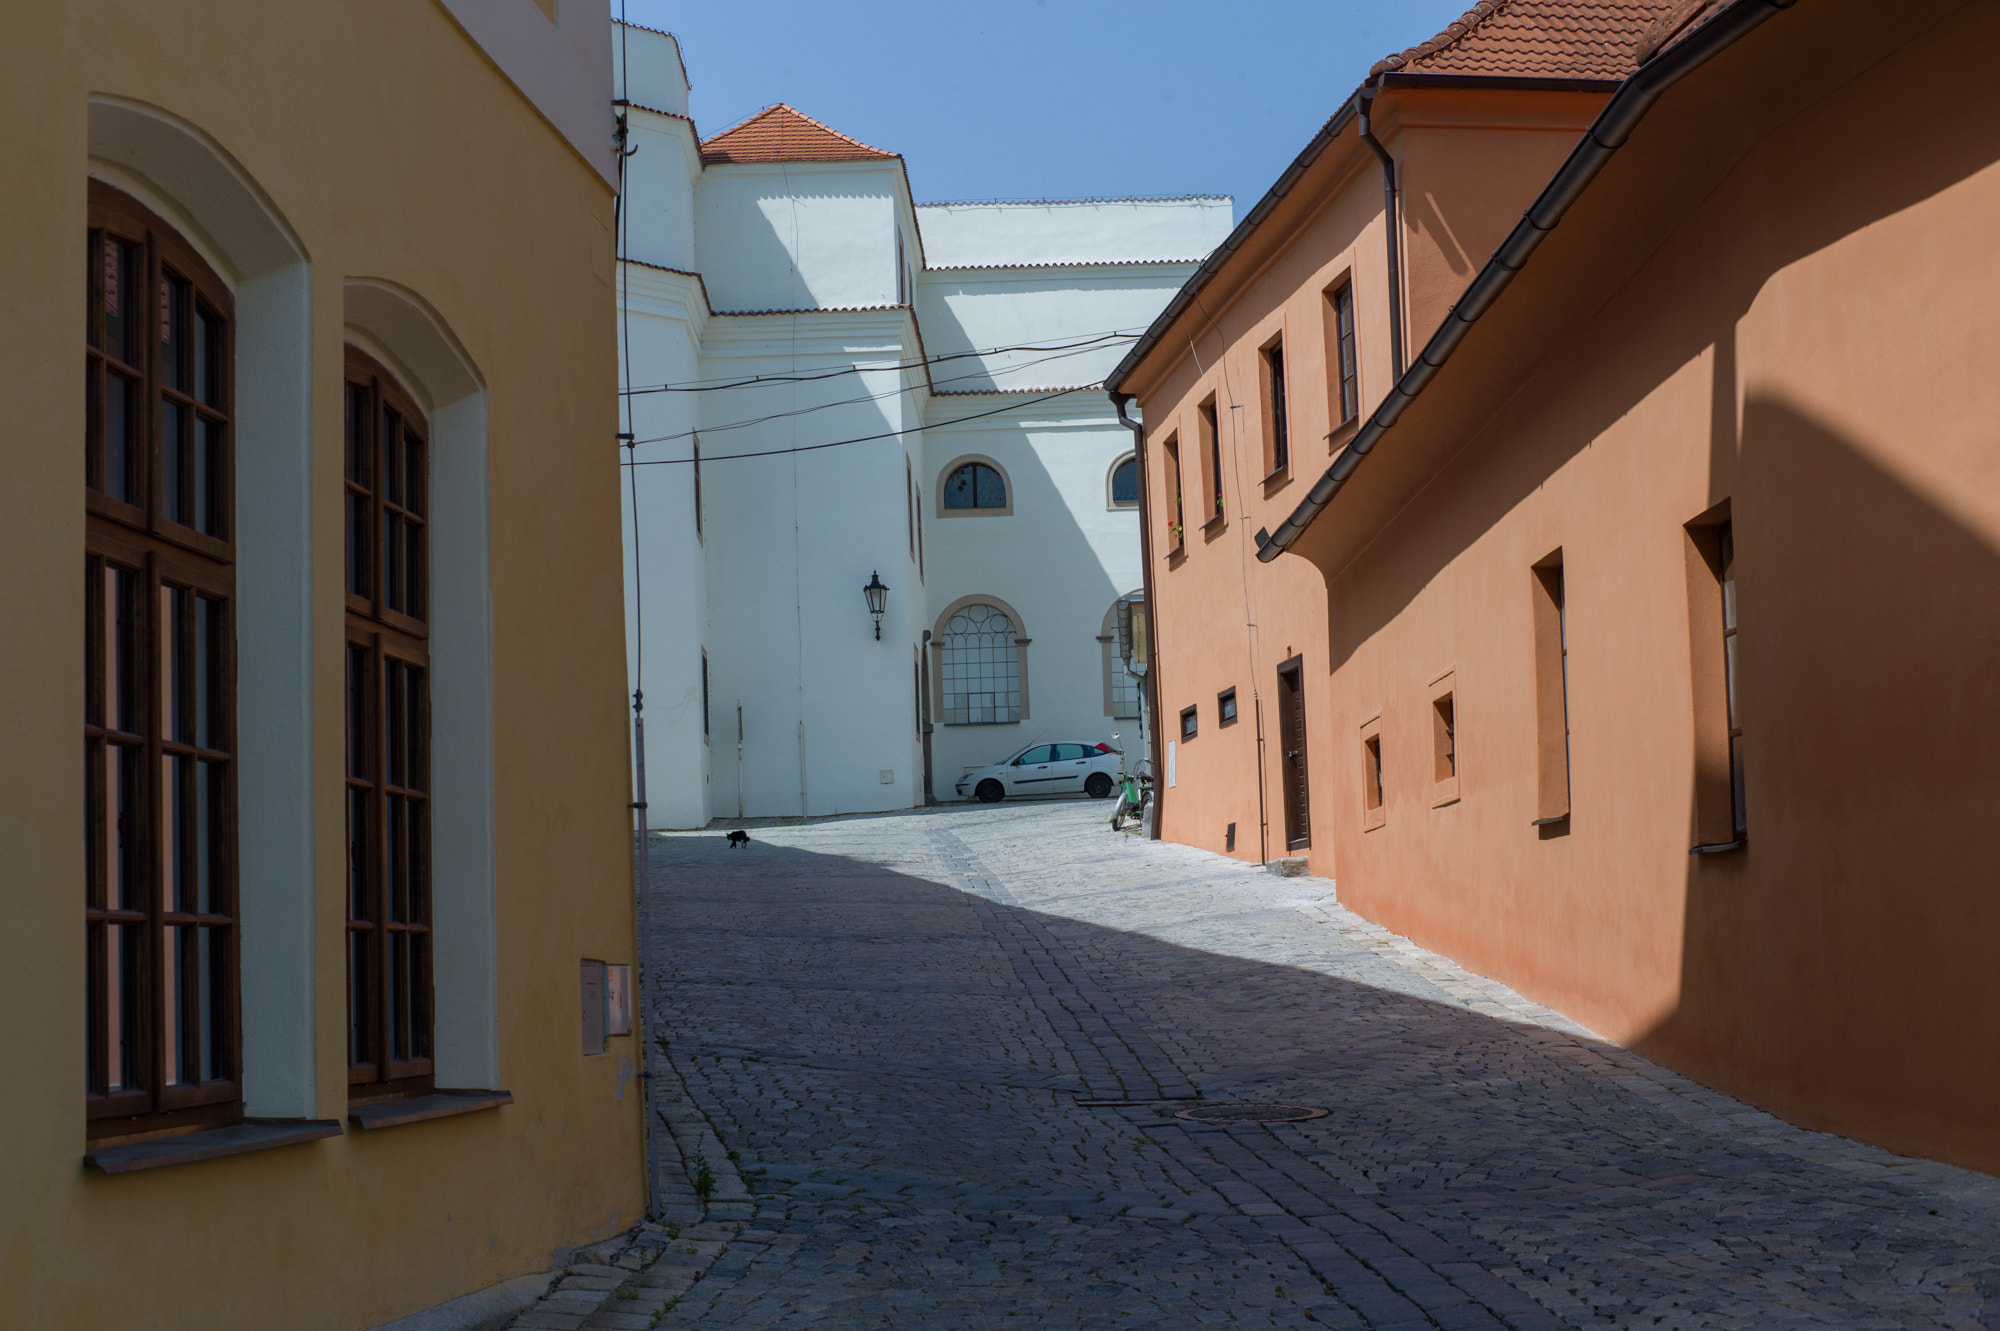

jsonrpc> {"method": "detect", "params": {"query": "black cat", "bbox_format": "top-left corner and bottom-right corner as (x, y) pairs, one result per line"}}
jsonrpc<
(724, 829), (750, 849)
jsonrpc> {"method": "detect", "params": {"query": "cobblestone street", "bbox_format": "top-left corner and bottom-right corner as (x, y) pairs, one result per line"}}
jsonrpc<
(548, 801), (2000, 1329)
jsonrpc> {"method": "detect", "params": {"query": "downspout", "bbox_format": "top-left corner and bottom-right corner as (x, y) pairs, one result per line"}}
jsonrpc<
(1111, 391), (1164, 839)
(1357, 84), (1406, 379)
(1255, 0), (1795, 563)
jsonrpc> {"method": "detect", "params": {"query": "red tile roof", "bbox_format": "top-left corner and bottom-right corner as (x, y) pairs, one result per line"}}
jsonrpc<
(699, 104), (897, 166)
(1371, 0), (1696, 82)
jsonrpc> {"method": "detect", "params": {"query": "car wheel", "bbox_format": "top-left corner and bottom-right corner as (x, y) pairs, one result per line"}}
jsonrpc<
(1084, 772), (1114, 800)
(976, 779), (1005, 804)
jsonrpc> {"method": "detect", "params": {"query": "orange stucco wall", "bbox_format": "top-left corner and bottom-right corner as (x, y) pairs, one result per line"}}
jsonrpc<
(1131, 0), (2000, 1174)
(1134, 88), (1603, 868)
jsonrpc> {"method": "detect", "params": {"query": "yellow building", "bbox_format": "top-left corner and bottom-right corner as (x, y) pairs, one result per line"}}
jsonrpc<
(0, 3), (644, 1326)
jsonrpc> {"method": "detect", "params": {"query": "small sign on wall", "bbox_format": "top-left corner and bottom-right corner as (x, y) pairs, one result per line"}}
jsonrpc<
(1167, 740), (1177, 788)
(582, 959), (633, 1054)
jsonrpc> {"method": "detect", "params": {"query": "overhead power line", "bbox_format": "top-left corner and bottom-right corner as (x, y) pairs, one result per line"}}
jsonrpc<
(623, 339), (1119, 450)
(626, 387), (1091, 466)
(618, 328), (1144, 396)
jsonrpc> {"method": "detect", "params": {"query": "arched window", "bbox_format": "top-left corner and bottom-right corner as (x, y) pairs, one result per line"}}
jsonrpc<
(1100, 593), (1144, 719)
(1108, 454), (1138, 509)
(942, 460), (1008, 513)
(345, 346), (434, 1096)
(84, 181), (241, 1136)
(939, 602), (1021, 725)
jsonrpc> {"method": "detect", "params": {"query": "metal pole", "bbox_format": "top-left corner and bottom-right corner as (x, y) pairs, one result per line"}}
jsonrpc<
(631, 690), (664, 1216)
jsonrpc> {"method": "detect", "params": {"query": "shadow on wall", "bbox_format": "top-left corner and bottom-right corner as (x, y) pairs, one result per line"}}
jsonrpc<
(1643, 393), (2000, 1176)
(1305, 5), (2000, 678)
(1294, 7), (2000, 1178)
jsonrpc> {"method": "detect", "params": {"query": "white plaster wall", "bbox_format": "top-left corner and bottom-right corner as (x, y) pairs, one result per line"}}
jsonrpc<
(612, 21), (689, 116)
(612, 30), (1215, 825)
(921, 397), (1141, 793)
(620, 268), (709, 829)
(915, 197), (1231, 267)
(916, 269), (1203, 390)
(696, 163), (903, 311)
(697, 316), (926, 818)
(624, 109), (699, 273)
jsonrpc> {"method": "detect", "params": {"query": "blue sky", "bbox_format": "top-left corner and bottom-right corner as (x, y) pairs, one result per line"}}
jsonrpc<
(613, 0), (1480, 220)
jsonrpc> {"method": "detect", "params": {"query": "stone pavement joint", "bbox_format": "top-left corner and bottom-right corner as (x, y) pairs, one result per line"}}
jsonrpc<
(615, 801), (2000, 1327)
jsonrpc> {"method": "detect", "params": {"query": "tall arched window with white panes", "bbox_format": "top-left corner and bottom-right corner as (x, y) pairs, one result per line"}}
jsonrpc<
(939, 603), (1020, 725)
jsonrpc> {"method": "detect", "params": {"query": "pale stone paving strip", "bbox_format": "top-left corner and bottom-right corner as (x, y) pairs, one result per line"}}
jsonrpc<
(609, 801), (2000, 1327)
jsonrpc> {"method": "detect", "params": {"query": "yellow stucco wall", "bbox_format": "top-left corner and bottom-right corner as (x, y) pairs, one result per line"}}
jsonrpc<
(0, 3), (641, 1327)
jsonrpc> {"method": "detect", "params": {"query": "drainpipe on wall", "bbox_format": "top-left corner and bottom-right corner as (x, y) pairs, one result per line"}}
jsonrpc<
(1111, 391), (1164, 840)
(1356, 83), (1406, 380)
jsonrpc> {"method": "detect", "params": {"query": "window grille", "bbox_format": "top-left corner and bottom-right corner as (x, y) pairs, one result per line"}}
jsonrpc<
(939, 603), (1020, 725)
(1111, 660), (1141, 719)
(944, 462), (1007, 510)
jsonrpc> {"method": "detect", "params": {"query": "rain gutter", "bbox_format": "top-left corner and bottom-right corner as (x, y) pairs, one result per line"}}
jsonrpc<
(1110, 391), (1164, 839)
(1253, 0), (1796, 563)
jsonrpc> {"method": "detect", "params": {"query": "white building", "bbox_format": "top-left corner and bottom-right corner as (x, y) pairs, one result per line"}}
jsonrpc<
(614, 22), (1228, 825)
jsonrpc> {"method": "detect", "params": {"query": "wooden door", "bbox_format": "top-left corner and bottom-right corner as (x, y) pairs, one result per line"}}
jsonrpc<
(1277, 658), (1311, 850)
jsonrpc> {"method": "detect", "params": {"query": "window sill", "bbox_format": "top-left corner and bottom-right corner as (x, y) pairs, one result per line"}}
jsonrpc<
(1201, 514), (1228, 541)
(1326, 420), (1360, 451)
(1361, 809), (1386, 832)
(1262, 466), (1292, 497)
(1689, 838), (1746, 855)
(85, 1118), (343, 1175)
(1431, 779), (1460, 808)
(349, 1089), (512, 1130)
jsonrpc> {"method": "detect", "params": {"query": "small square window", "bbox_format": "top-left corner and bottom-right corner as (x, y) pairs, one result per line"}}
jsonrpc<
(1218, 688), (1238, 727)
(1180, 705), (1198, 741)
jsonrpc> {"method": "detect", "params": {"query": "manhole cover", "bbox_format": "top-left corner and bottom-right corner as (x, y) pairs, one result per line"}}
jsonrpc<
(1173, 1103), (1328, 1124)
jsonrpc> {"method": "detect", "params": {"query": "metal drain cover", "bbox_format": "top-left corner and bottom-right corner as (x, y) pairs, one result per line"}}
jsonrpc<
(1173, 1103), (1328, 1124)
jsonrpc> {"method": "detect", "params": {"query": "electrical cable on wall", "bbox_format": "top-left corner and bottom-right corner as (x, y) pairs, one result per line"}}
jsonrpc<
(612, 1), (666, 1223)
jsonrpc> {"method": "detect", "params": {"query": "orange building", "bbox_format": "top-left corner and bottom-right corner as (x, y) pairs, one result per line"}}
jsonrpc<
(1110, 0), (2000, 1174)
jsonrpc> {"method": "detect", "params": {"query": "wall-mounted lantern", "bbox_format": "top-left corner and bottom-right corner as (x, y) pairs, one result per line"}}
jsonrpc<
(863, 571), (889, 640)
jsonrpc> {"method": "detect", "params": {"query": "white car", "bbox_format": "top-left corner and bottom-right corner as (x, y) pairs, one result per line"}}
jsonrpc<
(956, 741), (1123, 803)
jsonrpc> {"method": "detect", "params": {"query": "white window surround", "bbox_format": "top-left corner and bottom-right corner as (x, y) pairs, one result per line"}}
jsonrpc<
(345, 281), (498, 1096)
(935, 454), (1013, 518)
(89, 95), (317, 1119)
(1107, 452), (1139, 511)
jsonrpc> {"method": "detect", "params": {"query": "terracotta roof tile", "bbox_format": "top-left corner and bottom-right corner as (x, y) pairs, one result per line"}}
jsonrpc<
(699, 104), (897, 166)
(1372, 0), (1699, 82)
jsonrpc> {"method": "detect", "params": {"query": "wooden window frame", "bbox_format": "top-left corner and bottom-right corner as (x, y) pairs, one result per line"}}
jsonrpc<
(1259, 336), (1290, 482)
(1199, 396), (1224, 532)
(1180, 705), (1198, 742)
(1161, 433), (1186, 555)
(1531, 552), (1571, 827)
(1217, 686), (1239, 728)
(1324, 279), (1359, 439)
(345, 346), (436, 1101)
(1685, 506), (1745, 853)
(84, 181), (243, 1143)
